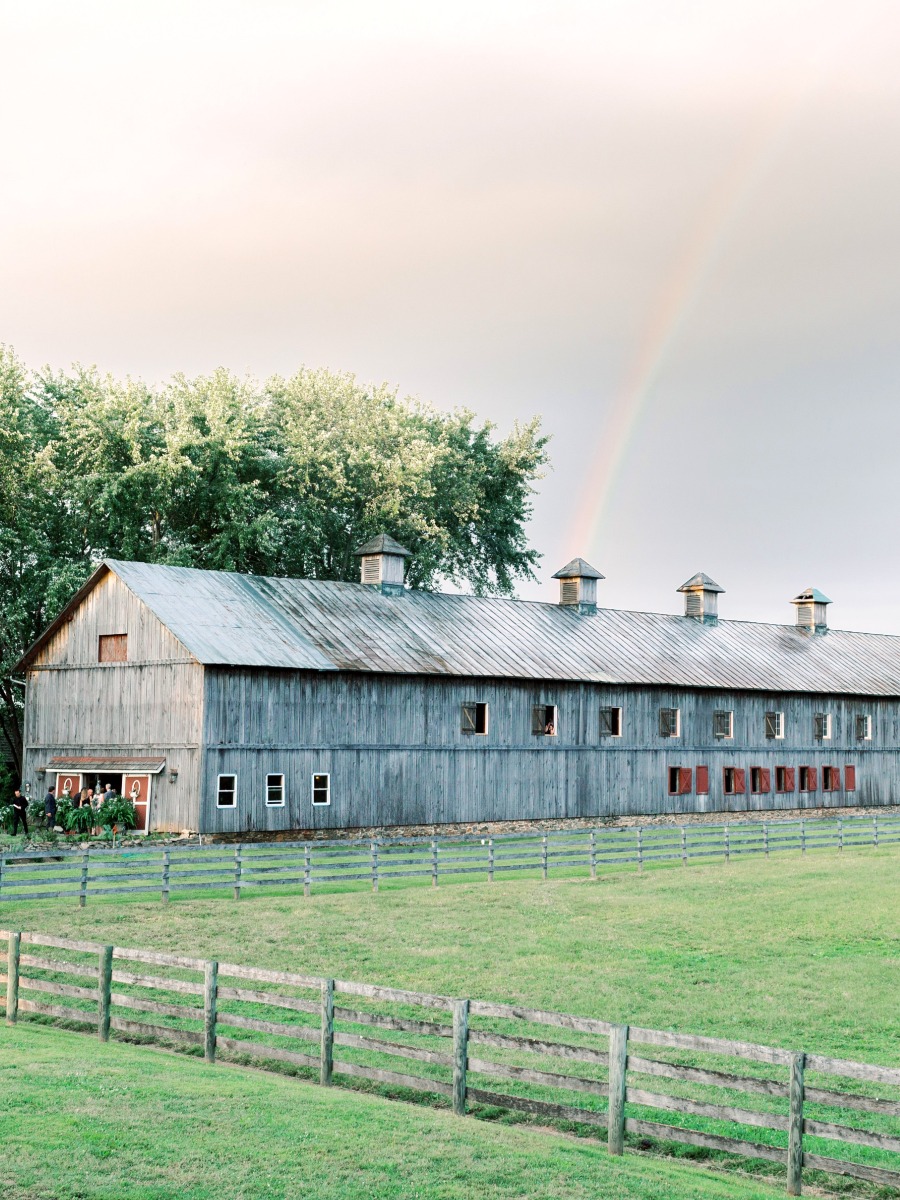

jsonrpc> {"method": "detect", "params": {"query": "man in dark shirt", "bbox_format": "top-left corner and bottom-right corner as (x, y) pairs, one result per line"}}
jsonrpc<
(44, 786), (57, 829)
(12, 788), (28, 836)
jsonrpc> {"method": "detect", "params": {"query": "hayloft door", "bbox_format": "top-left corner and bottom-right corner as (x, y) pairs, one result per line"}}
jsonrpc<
(123, 774), (151, 834)
(56, 773), (81, 801)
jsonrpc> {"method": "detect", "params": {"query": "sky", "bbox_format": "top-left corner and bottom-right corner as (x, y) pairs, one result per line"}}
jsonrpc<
(2, 1), (900, 630)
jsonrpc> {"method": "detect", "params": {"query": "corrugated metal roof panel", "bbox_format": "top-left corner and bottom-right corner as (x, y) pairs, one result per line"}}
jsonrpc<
(107, 560), (900, 695)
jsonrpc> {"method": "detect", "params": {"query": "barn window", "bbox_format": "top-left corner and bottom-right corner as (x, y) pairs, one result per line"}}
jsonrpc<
(461, 702), (489, 735)
(775, 766), (795, 793)
(750, 767), (770, 794)
(266, 774), (285, 806)
(845, 765), (856, 791)
(532, 705), (558, 737)
(856, 714), (872, 741)
(668, 766), (691, 795)
(799, 766), (817, 792)
(361, 555), (380, 584)
(599, 706), (622, 737)
(814, 713), (832, 740)
(723, 767), (745, 795)
(98, 634), (128, 662)
(764, 711), (784, 739)
(216, 774), (237, 808)
(695, 765), (709, 795)
(658, 708), (680, 738)
(312, 773), (331, 806)
(713, 710), (733, 739)
(822, 766), (839, 792)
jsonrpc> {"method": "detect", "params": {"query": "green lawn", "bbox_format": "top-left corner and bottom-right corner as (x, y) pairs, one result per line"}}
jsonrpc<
(1, 846), (899, 1197)
(0, 1022), (787, 1200)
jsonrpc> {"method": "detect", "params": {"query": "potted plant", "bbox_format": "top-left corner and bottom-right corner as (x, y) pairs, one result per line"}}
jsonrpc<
(97, 795), (138, 847)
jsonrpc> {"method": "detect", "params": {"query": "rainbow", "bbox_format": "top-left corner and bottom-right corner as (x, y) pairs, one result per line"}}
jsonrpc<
(567, 92), (804, 560)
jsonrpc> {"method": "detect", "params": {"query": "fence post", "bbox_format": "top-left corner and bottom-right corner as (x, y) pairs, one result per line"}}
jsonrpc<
(607, 1023), (628, 1155)
(161, 848), (170, 904)
(320, 978), (334, 1085)
(636, 827), (643, 872)
(590, 830), (597, 880)
(0, 852), (5, 898)
(98, 944), (113, 1042)
(680, 826), (687, 867)
(452, 998), (469, 1116)
(233, 844), (242, 901)
(79, 851), (89, 907)
(5, 931), (20, 1024)
(800, 819), (806, 855)
(204, 960), (218, 1063)
(838, 818), (843, 852)
(304, 845), (311, 898)
(787, 1051), (806, 1195)
(488, 838), (494, 883)
(371, 840), (379, 893)
(724, 824), (730, 864)
(431, 839), (438, 888)
(873, 815), (879, 848)
(764, 821), (769, 858)
(541, 835), (548, 881)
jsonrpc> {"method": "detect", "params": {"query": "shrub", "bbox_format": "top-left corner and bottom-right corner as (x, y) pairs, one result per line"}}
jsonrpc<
(97, 795), (137, 832)
(67, 805), (95, 835)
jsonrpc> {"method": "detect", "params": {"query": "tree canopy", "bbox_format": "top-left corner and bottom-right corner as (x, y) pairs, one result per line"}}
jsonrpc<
(0, 346), (549, 778)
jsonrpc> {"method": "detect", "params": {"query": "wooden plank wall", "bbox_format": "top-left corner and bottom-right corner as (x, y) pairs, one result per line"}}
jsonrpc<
(200, 669), (896, 835)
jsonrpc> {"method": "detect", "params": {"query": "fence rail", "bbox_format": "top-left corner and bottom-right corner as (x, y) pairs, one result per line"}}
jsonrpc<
(1, 813), (898, 906)
(2, 929), (899, 1195)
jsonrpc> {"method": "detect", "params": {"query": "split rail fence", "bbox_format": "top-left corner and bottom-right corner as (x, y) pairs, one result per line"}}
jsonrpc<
(0, 813), (898, 907)
(3, 929), (900, 1195)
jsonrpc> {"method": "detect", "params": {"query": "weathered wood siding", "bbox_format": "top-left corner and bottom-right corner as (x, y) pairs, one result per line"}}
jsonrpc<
(200, 670), (896, 834)
(22, 572), (203, 831)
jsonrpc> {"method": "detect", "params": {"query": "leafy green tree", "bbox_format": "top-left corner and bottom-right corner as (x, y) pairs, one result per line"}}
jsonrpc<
(0, 349), (549, 774)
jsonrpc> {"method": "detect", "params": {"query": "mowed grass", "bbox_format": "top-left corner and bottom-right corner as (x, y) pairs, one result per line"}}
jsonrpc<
(0, 1022), (786, 1200)
(3, 845), (899, 1061)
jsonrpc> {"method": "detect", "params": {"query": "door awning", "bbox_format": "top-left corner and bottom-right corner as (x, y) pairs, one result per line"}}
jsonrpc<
(45, 756), (167, 775)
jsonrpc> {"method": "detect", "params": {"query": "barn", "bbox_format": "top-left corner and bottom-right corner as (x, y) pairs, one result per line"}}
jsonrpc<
(15, 535), (900, 835)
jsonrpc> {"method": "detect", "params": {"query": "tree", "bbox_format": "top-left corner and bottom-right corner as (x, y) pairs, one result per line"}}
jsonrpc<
(0, 350), (549, 775)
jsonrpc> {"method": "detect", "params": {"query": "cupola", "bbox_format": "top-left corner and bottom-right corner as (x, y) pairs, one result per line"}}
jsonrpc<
(791, 587), (831, 634)
(353, 534), (411, 596)
(551, 558), (604, 615)
(677, 573), (724, 626)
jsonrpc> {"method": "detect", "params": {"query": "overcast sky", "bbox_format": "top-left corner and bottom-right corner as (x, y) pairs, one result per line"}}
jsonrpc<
(2, 1), (900, 630)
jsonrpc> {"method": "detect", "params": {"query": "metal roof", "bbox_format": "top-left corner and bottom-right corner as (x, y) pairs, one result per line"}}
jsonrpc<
(551, 558), (605, 580)
(678, 573), (725, 594)
(43, 558), (897, 697)
(354, 534), (411, 557)
(793, 587), (832, 605)
(46, 756), (167, 775)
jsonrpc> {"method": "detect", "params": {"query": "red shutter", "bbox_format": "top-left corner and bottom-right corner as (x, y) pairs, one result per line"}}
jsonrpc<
(783, 766), (795, 792)
(759, 768), (771, 794)
(679, 767), (692, 795)
(845, 765), (856, 792)
(733, 768), (746, 794)
(696, 765), (709, 795)
(807, 767), (818, 792)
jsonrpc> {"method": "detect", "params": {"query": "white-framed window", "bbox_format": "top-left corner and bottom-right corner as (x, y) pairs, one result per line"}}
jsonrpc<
(814, 712), (832, 740)
(266, 773), (285, 807)
(713, 710), (733, 739)
(764, 711), (784, 739)
(216, 774), (237, 808)
(461, 702), (489, 735)
(599, 706), (622, 737)
(312, 773), (331, 806)
(532, 704), (558, 737)
(856, 714), (872, 741)
(659, 707), (680, 738)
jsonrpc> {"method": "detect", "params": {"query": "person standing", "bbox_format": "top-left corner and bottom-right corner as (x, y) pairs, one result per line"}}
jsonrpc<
(44, 785), (57, 829)
(11, 788), (29, 837)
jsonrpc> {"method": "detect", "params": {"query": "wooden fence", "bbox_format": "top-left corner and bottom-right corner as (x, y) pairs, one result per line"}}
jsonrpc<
(1, 813), (898, 907)
(2, 929), (899, 1195)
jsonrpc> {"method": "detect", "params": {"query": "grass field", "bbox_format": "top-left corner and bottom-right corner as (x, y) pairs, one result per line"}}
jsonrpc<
(0, 1022), (788, 1200)
(2, 845), (899, 1197)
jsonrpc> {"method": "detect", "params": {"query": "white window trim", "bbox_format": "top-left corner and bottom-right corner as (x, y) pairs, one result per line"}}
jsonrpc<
(859, 714), (873, 741)
(462, 702), (489, 736)
(216, 773), (237, 809)
(265, 773), (285, 807)
(600, 706), (623, 738)
(661, 708), (681, 738)
(311, 772), (331, 806)
(766, 711), (785, 739)
(542, 704), (559, 737)
(815, 712), (832, 740)
(714, 710), (734, 739)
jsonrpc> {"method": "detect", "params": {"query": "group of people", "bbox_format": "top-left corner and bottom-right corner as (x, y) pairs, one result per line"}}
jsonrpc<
(8, 781), (120, 837)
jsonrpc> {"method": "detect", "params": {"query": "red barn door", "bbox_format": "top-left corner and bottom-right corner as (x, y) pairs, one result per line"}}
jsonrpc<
(56, 773), (81, 801)
(123, 775), (151, 834)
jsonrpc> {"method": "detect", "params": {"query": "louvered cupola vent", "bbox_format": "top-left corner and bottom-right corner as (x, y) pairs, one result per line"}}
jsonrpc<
(353, 534), (412, 596)
(551, 558), (605, 615)
(677, 573), (724, 626)
(791, 587), (831, 635)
